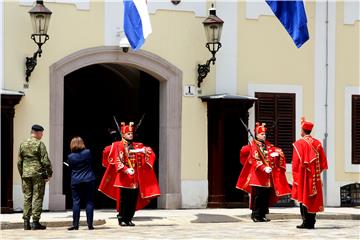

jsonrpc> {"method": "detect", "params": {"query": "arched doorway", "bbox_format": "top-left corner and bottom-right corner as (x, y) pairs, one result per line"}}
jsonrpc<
(49, 46), (182, 210)
(63, 64), (159, 209)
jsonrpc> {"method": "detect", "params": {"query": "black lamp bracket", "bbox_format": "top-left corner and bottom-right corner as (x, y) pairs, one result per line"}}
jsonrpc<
(25, 34), (49, 84)
(197, 42), (222, 88)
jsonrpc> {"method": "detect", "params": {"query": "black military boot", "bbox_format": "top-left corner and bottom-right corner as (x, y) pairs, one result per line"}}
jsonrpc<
(32, 221), (46, 230)
(24, 220), (31, 230)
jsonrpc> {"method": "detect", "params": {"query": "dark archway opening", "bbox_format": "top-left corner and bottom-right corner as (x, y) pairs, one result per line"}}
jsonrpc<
(63, 63), (159, 209)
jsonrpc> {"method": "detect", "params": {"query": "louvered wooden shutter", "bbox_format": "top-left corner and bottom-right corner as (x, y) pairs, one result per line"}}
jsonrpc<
(255, 92), (296, 163)
(352, 95), (360, 164)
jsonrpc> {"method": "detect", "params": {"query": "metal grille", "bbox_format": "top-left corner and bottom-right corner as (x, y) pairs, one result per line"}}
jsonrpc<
(340, 183), (360, 207)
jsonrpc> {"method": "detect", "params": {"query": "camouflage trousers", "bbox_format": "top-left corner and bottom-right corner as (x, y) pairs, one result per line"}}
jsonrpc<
(22, 176), (45, 221)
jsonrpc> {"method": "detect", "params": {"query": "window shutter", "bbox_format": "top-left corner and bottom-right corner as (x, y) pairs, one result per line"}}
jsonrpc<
(352, 95), (360, 164)
(255, 92), (296, 163)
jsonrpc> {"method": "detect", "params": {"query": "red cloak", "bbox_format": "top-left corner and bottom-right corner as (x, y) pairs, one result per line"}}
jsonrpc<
(98, 141), (160, 211)
(291, 135), (328, 213)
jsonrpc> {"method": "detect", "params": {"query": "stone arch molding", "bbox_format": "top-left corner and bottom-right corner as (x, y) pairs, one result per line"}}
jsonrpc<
(49, 46), (182, 210)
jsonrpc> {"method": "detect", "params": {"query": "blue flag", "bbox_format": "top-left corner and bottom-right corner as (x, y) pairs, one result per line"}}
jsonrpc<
(266, 0), (309, 48)
(124, 0), (152, 51)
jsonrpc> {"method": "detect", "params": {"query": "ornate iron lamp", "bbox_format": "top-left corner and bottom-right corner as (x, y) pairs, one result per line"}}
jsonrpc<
(25, 0), (52, 88)
(197, 5), (224, 88)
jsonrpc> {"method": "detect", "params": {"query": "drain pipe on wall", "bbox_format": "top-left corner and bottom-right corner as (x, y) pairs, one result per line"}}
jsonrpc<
(322, 0), (329, 204)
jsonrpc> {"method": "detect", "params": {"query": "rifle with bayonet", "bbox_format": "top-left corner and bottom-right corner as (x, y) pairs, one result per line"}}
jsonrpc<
(240, 118), (269, 167)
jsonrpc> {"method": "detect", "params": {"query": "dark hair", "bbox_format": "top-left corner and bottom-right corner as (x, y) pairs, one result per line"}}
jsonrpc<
(303, 129), (312, 135)
(70, 136), (86, 152)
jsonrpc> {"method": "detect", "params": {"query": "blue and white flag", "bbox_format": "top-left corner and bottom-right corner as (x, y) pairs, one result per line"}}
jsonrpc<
(123, 0), (152, 51)
(266, 0), (309, 48)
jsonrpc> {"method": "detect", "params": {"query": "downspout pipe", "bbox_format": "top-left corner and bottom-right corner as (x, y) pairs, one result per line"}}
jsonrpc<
(323, 0), (329, 204)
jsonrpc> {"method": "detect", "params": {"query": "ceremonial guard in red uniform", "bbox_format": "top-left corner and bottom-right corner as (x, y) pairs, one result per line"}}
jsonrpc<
(98, 122), (160, 226)
(236, 122), (291, 222)
(292, 117), (328, 229)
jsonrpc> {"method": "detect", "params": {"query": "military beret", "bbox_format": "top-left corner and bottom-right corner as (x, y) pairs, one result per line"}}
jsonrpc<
(31, 124), (44, 132)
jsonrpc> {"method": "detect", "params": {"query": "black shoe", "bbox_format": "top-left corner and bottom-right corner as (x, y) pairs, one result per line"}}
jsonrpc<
(117, 215), (123, 226)
(67, 226), (79, 230)
(24, 220), (31, 230)
(119, 221), (128, 226)
(126, 221), (135, 227)
(88, 226), (94, 230)
(32, 221), (46, 230)
(262, 217), (271, 222)
(297, 223), (314, 229)
(252, 217), (264, 222)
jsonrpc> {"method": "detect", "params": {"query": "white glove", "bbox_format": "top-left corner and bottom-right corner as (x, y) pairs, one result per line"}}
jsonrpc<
(264, 166), (272, 173)
(129, 148), (146, 154)
(270, 152), (279, 157)
(126, 168), (135, 175)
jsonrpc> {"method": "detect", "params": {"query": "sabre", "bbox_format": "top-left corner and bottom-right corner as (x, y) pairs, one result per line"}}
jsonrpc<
(113, 115), (122, 140)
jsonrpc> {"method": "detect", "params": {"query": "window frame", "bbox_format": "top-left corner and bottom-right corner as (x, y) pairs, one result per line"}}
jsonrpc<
(345, 87), (360, 172)
(255, 92), (296, 163)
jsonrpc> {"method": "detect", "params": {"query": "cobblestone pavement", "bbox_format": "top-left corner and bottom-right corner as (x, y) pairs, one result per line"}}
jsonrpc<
(1, 208), (359, 239)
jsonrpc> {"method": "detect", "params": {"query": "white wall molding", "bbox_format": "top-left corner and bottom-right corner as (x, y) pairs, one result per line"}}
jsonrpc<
(344, 86), (360, 173)
(245, 0), (273, 20)
(104, 0), (123, 46)
(19, 0), (90, 11)
(1, 1), (3, 89)
(344, 0), (360, 25)
(314, 1), (338, 206)
(215, 0), (237, 94)
(148, 0), (207, 17)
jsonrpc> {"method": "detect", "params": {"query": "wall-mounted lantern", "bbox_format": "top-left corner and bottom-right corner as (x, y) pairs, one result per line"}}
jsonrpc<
(197, 5), (224, 88)
(25, 0), (52, 88)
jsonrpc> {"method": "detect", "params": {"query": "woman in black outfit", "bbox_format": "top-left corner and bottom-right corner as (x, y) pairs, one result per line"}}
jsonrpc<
(67, 136), (96, 230)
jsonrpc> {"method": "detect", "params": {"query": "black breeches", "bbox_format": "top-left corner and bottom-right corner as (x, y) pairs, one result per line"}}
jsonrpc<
(252, 186), (271, 218)
(120, 188), (139, 222)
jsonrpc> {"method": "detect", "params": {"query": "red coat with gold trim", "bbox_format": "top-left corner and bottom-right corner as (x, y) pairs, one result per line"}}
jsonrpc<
(236, 140), (291, 205)
(98, 140), (160, 211)
(291, 135), (328, 213)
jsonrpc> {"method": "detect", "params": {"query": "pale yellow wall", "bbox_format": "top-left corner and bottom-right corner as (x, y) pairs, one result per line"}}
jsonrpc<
(6, 2), (104, 184)
(8, 4), (210, 183)
(237, 1), (315, 120)
(335, 2), (360, 181)
(145, 10), (210, 180)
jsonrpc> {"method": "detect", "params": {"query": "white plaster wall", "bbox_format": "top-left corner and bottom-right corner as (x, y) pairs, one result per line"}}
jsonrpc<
(104, 0), (123, 46)
(148, 0), (207, 17)
(344, 0), (360, 24)
(0, 0), (3, 89)
(19, 0), (90, 10)
(245, 0), (273, 19)
(314, 1), (338, 207)
(215, 0), (237, 94)
(181, 180), (208, 208)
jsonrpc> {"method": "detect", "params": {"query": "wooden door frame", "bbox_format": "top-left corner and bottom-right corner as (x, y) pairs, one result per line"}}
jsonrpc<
(200, 95), (256, 208)
(1, 92), (24, 213)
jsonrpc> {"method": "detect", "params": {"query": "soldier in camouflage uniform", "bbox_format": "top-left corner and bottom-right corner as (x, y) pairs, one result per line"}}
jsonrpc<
(18, 124), (53, 230)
